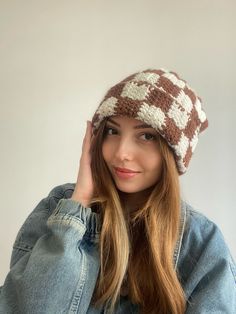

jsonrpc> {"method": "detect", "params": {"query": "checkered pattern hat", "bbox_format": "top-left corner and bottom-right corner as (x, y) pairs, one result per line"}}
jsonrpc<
(91, 68), (208, 175)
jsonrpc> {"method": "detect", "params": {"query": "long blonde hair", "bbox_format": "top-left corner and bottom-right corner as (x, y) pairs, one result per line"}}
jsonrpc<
(89, 117), (186, 314)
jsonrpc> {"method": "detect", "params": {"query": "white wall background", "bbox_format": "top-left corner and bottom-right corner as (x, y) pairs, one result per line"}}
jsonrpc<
(0, 0), (235, 285)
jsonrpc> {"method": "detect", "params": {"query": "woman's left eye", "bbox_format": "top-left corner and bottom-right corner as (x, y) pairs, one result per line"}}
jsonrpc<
(140, 133), (157, 141)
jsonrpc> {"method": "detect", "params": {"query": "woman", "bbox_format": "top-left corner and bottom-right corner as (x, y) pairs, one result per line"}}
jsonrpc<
(0, 69), (235, 314)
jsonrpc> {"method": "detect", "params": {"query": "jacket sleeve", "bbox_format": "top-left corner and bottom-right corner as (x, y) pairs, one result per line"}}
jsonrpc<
(179, 210), (236, 314)
(0, 186), (101, 314)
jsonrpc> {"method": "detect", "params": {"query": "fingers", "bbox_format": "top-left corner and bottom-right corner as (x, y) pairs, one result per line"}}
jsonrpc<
(82, 121), (93, 155)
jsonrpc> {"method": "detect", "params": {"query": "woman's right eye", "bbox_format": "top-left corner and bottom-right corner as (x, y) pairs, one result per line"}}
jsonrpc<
(104, 126), (117, 135)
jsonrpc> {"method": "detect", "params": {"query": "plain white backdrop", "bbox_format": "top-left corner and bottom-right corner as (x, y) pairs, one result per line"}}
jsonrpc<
(0, 0), (235, 285)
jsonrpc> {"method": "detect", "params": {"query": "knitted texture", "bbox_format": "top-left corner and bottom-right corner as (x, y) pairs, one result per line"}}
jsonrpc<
(91, 68), (208, 175)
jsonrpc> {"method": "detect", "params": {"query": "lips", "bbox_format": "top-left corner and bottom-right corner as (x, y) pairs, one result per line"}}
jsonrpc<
(114, 167), (139, 179)
(114, 167), (140, 173)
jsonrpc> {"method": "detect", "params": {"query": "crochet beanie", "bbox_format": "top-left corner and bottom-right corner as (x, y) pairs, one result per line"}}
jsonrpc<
(91, 68), (208, 175)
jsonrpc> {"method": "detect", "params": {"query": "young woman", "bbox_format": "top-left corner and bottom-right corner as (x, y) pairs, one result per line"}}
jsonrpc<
(0, 69), (235, 314)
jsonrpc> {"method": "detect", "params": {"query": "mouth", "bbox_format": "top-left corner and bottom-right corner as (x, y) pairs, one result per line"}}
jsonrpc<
(114, 167), (140, 173)
(113, 167), (140, 179)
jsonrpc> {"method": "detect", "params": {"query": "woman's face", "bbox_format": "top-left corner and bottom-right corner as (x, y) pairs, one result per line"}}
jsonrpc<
(102, 115), (163, 194)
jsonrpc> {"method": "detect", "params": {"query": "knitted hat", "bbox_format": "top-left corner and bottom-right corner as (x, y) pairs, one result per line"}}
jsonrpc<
(91, 68), (208, 175)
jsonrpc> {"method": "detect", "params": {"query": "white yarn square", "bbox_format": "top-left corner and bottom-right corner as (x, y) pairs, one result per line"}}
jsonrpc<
(133, 72), (160, 85)
(121, 82), (150, 101)
(137, 103), (166, 130)
(176, 90), (193, 113)
(177, 158), (187, 174)
(195, 98), (207, 122)
(94, 96), (118, 128)
(190, 127), (200, 152)
(162, 73), (186, 88)
(167, 101), (189, 130)
(173, 133), (189, 158)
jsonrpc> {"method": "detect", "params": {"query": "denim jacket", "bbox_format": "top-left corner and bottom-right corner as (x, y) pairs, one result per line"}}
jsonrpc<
(0, 183), (235, 314)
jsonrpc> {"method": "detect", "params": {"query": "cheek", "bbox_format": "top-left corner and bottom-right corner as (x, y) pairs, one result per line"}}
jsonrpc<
(147, 152), (163, 173)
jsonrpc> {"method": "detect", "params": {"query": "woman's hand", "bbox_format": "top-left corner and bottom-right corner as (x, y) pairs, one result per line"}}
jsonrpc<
(70, 121), (95, 207)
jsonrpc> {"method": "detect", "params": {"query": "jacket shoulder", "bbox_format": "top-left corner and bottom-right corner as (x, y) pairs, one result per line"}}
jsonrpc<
(47, 182), (76, 199)
(178, 201), (236, 298)
(182, 201), (233, 261)
(10, 182), (76, 268)
(46, 182), (76, 215)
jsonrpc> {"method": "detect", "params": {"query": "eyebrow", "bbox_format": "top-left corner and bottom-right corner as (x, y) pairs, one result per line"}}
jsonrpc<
(106, 117), (153, 129)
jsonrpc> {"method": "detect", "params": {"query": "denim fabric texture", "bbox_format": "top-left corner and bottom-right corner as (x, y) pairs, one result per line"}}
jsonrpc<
(0, 183), (235, 314)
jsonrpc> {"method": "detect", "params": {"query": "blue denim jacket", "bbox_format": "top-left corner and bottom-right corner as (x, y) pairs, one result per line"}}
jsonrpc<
(0, 183), (236, 314)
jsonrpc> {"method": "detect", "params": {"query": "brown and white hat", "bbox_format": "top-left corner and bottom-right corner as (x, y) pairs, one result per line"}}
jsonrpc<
(91, 68), (208, 175)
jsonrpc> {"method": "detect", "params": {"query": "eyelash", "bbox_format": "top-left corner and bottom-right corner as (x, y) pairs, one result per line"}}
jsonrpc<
(104, 126), (157, 142)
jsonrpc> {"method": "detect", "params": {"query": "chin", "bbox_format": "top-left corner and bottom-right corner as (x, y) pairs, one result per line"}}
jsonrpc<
(115, 183), (146, 194)
(117, 187), (138, 193)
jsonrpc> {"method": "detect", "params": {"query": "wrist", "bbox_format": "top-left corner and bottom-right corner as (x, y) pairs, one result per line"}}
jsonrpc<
(70, 192), (90, 208)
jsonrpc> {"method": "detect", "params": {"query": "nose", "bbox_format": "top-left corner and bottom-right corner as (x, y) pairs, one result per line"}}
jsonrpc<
(114, 137), (135, 161)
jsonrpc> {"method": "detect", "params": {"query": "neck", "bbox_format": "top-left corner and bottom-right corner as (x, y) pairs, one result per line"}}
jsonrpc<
(118, 186), (154, 213)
